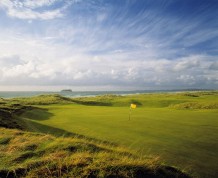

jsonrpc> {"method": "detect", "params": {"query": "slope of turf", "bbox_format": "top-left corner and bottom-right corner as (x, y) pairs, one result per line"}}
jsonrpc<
(18, 91), (218, 178)
(0, 128), (190, 178)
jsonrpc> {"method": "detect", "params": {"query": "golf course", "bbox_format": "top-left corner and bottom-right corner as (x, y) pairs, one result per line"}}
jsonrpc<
(1, 91), (217, 177)
(1, 0), (218, 177)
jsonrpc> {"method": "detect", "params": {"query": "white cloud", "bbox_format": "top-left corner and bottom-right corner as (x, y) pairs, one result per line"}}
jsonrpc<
(0, 29), (215, 88)
(0, 46), (217, 89)
(209, 62), (218, 70)
(8, 8), (62, 20)
(174, 56), (200, 71)
(0, 55), (24, 67)
(0, 28), (217, 90)
(97, 13), (107, 22)
(0, 0), (74, 20)
(22, 0), (58, 8)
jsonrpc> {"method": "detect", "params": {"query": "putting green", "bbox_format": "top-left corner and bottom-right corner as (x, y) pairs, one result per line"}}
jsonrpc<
(21, 102), (218, 178)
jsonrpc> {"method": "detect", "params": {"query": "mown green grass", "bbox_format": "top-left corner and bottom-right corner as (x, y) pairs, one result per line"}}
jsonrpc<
(18, 91), (218, 178)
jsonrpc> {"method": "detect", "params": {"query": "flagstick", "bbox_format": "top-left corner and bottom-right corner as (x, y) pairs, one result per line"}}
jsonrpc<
(129, 107), (132, 121)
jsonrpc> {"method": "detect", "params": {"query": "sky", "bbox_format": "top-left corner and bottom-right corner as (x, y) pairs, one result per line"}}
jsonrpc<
(0, 0), (218, 91)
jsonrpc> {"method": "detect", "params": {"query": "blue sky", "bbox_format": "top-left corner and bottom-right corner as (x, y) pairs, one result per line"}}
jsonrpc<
(0, 0), (217, 91)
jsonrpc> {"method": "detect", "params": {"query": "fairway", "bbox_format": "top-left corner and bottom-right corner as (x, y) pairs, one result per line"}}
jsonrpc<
(20, 93), (218, 178)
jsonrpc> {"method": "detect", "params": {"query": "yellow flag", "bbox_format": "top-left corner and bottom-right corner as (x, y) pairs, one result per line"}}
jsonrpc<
(130, 104), (136, 109)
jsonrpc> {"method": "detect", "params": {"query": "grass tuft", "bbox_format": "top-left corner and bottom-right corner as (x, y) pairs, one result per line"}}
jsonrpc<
(0, 137), (11, 144)
(0, 128), (190, 178)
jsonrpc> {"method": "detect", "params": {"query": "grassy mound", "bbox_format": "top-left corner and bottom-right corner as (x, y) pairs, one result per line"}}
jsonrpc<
(10, 94), (73, 105)
(0, 103), (29, 129)
(71, 94), (122, 106)
(170, 102), (218, 109)
(0, 128), (189, 178)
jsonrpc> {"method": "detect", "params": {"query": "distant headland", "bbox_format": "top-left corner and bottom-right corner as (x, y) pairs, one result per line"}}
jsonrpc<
(61, 89), (73, 92)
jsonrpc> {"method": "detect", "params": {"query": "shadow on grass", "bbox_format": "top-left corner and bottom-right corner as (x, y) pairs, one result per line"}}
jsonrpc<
(20, 107), (118, 146)
(71, 100), (112, 106)
(21, 118), (119, 146)
(21, 107), (54, 121)
(21, 107), (120, 146)
(0, 164), (191, 178)
(130, 99), (143, 106)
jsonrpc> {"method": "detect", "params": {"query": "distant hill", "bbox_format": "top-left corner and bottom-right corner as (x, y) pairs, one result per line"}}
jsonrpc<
(61, 89), (73, 92)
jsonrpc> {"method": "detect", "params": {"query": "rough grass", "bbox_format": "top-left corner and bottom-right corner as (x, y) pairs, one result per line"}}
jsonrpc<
(0, 102), (31, 130)
(169, 102), (218, 109)
(10, 94), (72, 105)
(0, 128), (189, 178)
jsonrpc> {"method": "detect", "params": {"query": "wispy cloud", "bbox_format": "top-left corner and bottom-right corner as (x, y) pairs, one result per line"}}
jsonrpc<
(0, 0), (77, 20)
